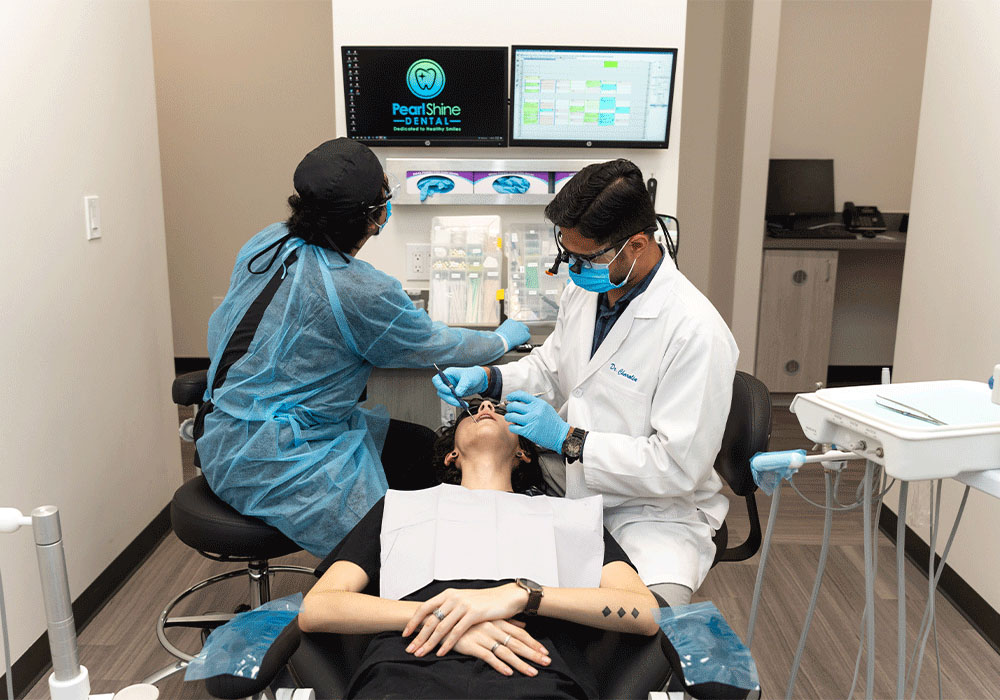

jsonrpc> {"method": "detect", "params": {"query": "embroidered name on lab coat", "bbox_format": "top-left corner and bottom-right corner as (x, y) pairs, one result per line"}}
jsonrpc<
(609, 363), (638, 382)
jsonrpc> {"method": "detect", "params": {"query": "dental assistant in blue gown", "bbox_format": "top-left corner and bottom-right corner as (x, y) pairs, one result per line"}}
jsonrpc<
(195, 138), (529, 557)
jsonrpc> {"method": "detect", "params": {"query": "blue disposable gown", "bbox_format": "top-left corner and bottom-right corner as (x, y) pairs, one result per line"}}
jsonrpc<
(197, 223), (508, 556)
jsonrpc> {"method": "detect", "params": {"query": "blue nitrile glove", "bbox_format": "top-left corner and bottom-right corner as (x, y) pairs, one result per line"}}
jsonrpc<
(494, 319), (530, 352)
(492, 175), (531, 194)
(503, 391), (571, 454)
(432, 366), (489, 406)
(417, 176), (455, 202)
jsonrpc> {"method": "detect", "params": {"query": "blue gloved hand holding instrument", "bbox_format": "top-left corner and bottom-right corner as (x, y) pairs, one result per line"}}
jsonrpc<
(503, 391), (571, 454)
(432, 366), (489, 409)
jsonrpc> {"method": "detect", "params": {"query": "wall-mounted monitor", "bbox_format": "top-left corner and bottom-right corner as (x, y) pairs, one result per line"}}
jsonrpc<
(509, 46), (678, 148)
(343, 46), (508, 147)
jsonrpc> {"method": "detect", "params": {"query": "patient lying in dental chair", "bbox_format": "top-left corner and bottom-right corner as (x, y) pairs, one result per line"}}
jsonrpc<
(299, 398), (659, 699)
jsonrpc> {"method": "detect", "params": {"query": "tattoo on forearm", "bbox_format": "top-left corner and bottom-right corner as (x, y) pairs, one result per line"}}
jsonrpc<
(601, 605), (642, 620)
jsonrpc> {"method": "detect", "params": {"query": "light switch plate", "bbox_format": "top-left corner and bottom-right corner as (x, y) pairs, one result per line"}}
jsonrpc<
(84, 195), (101, 240)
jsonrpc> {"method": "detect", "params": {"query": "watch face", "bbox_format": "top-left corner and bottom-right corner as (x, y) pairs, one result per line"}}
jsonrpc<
(519, 578), (541, 592)
(563, 430), (583, 457)
(564, 435), (582, 457)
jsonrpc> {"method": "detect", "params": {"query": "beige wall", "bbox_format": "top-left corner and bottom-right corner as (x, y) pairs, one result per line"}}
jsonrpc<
(771, 0), (930, 210)
(706, 0), (754, 327)
(892, 0), (1000, 611)
(687, 0), (931, 370)
(677, 0), (729, 301)
(680, 0), (754, 325)
(0, 0), (179, 666)
(678, 0), (779, 346)
(729, 0), (783, 373)
(151, 0), (337, 357)
(770, 0), (930, 367)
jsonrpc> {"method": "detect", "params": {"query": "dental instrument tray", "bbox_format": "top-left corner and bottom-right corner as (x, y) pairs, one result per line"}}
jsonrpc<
(790, 380), (1000, 480)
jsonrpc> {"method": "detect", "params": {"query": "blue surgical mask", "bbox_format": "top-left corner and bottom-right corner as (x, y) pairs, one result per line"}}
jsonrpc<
(568, 243), (637, 293)
(375, 199), (392, 233)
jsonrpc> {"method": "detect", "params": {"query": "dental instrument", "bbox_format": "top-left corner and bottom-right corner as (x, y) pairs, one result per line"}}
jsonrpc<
(433, 364), (476, 421)
(874, 394), (947, 426)
(496, 391), (546, 413)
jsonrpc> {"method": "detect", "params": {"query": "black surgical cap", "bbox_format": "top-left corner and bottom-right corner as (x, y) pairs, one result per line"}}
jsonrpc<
(292, 138), (384, 211)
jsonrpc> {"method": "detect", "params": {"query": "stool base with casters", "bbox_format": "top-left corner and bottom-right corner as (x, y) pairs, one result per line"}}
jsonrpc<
(143, 475), (315, 685)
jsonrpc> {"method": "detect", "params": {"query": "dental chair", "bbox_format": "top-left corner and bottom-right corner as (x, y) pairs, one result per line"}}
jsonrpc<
(191, 371), (772, 700)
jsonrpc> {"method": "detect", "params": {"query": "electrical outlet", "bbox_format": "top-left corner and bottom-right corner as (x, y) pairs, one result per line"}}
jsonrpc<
(406, 243), (431, 280)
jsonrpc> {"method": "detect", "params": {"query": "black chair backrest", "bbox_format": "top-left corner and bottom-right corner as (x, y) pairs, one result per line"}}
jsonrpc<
(712, 371), (772, 563)
(713, 371), (772, 497)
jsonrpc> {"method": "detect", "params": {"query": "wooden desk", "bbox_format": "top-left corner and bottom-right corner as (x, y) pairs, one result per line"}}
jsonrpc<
(756, 228), (907, 393)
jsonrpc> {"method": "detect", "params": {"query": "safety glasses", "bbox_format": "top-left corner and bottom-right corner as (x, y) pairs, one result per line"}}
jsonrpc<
(368, 172), (401, 211)
(464, 398), (508, 416)
(548, 227), (638, 275)
(366, 172), (401, 231)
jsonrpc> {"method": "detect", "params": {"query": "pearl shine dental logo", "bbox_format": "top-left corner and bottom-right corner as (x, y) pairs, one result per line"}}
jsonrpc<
(393, 58), (462, 131)
(406, 59), (446, 99)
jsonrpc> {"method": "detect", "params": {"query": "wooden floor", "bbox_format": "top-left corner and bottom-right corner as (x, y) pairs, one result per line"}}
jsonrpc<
(25, 400), (1000, 699)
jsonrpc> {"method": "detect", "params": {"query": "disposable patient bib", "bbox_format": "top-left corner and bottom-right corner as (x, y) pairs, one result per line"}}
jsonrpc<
(379, 484), (604, 601)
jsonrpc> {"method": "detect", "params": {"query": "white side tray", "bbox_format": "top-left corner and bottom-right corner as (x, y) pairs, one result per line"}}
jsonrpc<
(790, 380), (1000, 480)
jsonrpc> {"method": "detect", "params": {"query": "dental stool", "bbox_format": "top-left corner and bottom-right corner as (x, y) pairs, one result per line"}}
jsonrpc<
(144, 370), (313, 685)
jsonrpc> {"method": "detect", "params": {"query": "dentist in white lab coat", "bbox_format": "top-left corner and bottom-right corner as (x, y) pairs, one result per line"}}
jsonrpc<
(433, 160), (738, 606)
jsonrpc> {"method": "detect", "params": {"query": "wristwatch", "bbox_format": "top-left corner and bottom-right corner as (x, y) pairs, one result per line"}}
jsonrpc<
(561, 426), (588, 463)
(515, 577), (543, 616)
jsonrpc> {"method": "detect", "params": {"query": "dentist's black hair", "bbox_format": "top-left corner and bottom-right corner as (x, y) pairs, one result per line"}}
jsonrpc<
(544, 159), (657, 245)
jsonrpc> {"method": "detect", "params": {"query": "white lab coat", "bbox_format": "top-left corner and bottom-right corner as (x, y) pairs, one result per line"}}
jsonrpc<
(499, 258), (739, 590)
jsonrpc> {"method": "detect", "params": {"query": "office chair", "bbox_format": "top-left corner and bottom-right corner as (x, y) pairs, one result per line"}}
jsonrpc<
(143, 370), (314, 685)
(709, 371), (772, 567)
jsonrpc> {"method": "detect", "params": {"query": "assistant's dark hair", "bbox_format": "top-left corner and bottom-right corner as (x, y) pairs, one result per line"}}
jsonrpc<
(544, 159), (656, 245)
(286, 193), (385, 254)
(432, 416), (545, 495)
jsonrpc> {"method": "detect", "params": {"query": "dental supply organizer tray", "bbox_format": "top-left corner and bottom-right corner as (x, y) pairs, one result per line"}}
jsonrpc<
(790, 380), (1000, 480)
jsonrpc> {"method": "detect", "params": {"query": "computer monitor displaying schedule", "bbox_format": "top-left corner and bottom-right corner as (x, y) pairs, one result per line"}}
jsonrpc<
(510, 46), (677, 148)
(343, 46), (508, 147)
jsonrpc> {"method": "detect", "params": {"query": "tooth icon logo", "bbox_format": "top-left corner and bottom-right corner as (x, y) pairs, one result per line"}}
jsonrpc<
(406, 59), (445, 99)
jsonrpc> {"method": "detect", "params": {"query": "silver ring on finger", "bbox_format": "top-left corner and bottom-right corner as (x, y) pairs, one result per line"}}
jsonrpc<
(490, 641), (501, 654)
(433, 609), (445, 621)
(502, 634), (511, 646)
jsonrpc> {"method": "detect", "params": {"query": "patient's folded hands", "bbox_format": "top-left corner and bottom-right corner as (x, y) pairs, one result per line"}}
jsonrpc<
(403, 584), (529, 656)
(415, 618), (552, 677)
